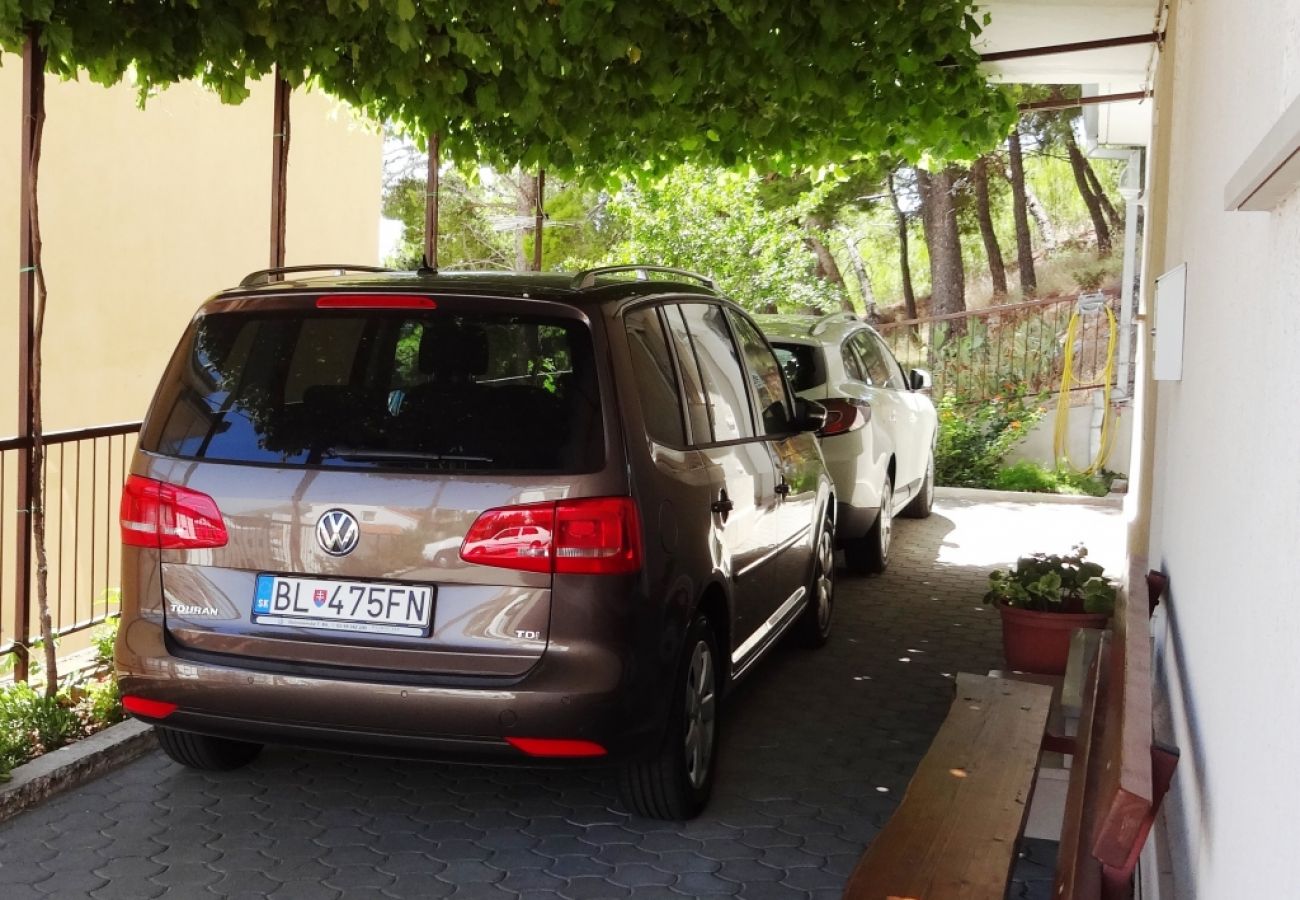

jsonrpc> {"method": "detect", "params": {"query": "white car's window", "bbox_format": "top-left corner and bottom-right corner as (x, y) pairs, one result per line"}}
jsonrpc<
(869, 333), (909, 390)
(851, 332), (896, 389)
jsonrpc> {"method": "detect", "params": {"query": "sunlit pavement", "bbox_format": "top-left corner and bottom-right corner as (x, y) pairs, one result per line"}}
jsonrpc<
(0, 491), (1122, 899)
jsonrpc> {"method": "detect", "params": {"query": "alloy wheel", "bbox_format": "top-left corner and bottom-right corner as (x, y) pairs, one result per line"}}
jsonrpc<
(683, 640), (717, 790)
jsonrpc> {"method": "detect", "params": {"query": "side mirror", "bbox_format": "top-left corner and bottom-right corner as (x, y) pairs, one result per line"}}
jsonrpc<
(792, 397), (829, 433)
(909, 368), (933, 391)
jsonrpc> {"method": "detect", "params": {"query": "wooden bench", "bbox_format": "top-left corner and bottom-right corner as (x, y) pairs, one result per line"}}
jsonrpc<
(843, 561), (1178, 900)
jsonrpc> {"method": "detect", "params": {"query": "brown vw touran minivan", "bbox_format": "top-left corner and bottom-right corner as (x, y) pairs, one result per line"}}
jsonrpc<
(117, 264), (835, 818)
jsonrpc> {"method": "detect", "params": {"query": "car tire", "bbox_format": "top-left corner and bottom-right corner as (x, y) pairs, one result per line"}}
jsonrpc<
(797, 514), (835, 648)
(155, 726), (262, 771)
(618, 615), (720, 820)
(845, 477), (892, 576)
(901, 453), (935, 519)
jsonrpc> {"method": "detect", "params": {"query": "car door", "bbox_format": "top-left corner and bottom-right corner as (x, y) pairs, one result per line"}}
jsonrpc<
(725, 308), (818, 612)
(864, 330), (927, 501)
(664, 303), (786, 657)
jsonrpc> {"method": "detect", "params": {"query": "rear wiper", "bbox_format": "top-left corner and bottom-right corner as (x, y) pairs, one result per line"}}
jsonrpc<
(323, 448), (494, 464)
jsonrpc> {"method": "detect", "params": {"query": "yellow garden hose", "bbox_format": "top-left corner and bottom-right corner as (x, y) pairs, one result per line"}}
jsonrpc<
(1054, 295), (1118, 474)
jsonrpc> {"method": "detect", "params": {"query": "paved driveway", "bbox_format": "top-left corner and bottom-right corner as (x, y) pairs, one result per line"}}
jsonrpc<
(0, 492), (1121, 899)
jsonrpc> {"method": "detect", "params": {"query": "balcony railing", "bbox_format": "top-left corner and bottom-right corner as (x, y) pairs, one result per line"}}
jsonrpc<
(1, 421), (142, 680)
(874, 294), (1126, 405)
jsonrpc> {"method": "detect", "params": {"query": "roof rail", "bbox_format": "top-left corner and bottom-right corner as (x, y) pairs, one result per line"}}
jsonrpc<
(570, 265), (715, 291)
(809, 312), (861, 336)
(239, 264), (396, 288)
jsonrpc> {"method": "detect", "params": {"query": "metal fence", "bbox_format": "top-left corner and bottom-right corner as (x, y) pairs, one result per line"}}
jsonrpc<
(875, 295), (1124, 406)
(1, 421), (141, 680)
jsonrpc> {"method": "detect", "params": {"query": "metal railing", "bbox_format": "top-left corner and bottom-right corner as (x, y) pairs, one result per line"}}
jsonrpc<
(1, 421), (142, 680)
(875, 295), (1124, 405)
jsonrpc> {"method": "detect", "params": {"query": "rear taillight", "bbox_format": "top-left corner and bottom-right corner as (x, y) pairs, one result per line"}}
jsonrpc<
(121, 475), (228, 550)
(819, 398), (871, 437)
(460, 497), (642, 575)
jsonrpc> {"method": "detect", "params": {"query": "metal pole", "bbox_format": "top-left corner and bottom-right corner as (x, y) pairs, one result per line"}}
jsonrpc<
(424, 133), (440, 269)
(532, 169), (545, 272)
(1018, 91), (1152, 113)
(270, 67), (291, 269)
(14, 34), (44, 683)
(1115, 149), (1144, 401)
(981, 32), (1161, 64)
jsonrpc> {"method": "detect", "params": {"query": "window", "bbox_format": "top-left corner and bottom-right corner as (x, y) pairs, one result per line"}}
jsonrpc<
(623, 306), (686, 446)
(771, 342), (824, 393)
(870, 333), (909, 390)
(727, 310), (793, 436)
(146, 311), (603, 473)
(678, 304), (756, 442)
(850, 331), (893, 387)
(662, 306), (714, 443)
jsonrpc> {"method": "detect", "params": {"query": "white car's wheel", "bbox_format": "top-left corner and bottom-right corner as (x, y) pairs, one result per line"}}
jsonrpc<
(902, 453), (935, 519)
(845, 477), (892, 575)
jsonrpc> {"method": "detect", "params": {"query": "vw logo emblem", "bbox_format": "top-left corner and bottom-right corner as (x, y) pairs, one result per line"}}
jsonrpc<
(316, 509), (360, 557)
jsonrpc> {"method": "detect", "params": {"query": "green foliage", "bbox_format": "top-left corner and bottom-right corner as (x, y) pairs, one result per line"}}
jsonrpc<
(994, 461), (1111, 497)
(91, 615), (119, 673)
(985, 544), (1116, 615)
(582, 166), (846, 314)
(934, 389), (1042, 488)
(0, 682), (80, 780)
(1, 2), (1014, 175)
(81, 677), (124, 730)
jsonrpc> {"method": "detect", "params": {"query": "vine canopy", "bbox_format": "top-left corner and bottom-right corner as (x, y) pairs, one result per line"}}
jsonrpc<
(0, 0), (1014, 174)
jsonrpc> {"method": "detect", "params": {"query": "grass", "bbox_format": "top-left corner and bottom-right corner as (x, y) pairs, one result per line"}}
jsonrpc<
(993, 461), (1115, 497)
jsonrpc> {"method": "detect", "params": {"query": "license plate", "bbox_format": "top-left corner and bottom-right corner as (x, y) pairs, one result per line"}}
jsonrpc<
(252, 574), (434, 637)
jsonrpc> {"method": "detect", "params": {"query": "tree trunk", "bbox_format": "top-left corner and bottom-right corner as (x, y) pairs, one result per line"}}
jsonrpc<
(24, 33), (57, 696)
(971, 157), (1008, 298)
(804, 215), (855, 314)
(514, 172), (538, 271)
(888, 170), (918, 321)
(836, 225), (877, 320)
(916, 166), (966, 324)
(1084, 161), (1121, 234)
(1007, 130), (1038, 297)
(1065, 128), (1112, 254)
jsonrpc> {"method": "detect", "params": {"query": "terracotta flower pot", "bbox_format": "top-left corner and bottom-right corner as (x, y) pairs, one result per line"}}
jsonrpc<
(998, 604), (1110, 675)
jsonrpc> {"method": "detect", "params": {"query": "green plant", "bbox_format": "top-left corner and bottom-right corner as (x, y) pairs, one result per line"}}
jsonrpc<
(994, 461), (1112, 497)
(985, 545), (1117, 615)
(934, 389), (1044, 488)
(81, 678), (124, 730)
(91, 615), (120, 673)
(0, 681), (82, 781)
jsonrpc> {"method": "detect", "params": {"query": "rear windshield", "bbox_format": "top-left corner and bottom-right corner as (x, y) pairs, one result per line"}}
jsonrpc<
(770, 342), (825, 392)
(144, 310), (603, 473)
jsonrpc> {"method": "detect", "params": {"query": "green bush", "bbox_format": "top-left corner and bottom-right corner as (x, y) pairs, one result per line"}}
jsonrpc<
(994, 461), (1112, 497)
(91, 615), (120, 673)
(985, 545), (1117, 615)
(934, 390), (1044, 488)
(0, 682), (81, 781)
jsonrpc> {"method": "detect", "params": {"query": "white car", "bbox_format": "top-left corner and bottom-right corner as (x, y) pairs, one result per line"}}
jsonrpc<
(760, 314), (938, 574)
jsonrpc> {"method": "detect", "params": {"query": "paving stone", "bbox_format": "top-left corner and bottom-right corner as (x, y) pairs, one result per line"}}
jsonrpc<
(0, 499), (1112, 899)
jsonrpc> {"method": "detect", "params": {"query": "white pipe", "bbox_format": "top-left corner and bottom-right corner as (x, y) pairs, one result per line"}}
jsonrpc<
(1090, 389), (1106, 461)
(1115, 149), (1144, 401)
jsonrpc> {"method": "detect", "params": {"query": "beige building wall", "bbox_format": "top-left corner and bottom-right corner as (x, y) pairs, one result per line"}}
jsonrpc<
(0, 66), (383, 434)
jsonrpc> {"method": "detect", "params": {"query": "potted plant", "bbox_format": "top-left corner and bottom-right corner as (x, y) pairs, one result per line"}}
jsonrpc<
(985, 545), (1117, 675)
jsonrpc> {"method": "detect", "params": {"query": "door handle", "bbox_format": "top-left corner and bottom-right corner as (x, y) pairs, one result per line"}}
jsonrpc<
(711, 490), (734, 518)
(774, 480), (791, 496)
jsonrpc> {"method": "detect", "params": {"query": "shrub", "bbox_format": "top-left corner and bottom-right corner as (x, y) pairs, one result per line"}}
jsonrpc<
(0, 682), (81, 781)
(994, 461), (1111, 497)
(934, 389), (1044, 488)
(91, 615), (119, 674)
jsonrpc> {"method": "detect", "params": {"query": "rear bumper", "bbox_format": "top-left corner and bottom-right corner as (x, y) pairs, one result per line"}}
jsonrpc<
(117, 616), (667, 764)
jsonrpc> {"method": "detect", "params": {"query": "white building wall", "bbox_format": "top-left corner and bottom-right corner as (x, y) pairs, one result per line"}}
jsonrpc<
(1145, 1), (1300, 896)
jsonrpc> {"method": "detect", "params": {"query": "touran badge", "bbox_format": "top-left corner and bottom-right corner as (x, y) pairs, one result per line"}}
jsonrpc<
(316, 509), (360, 556)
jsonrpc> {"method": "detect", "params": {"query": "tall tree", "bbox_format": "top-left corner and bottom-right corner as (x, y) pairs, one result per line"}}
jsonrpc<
(971, 156), (1008, 298)
(836, 226), (877, 320)
(1084, 163), (1121, 234)
(916, 166), (966, 321)
(1064, 128), (1112, 254)
(887, 169), (919, 321)
(805, 215), (856, 314)
(1006, 129), (1037, 297)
